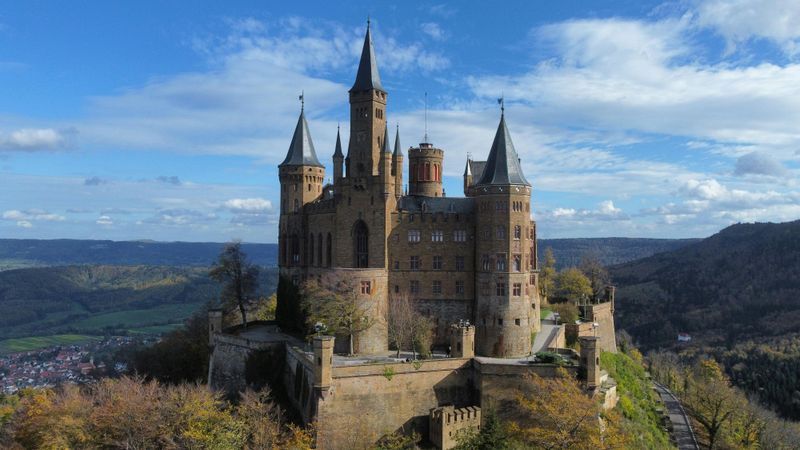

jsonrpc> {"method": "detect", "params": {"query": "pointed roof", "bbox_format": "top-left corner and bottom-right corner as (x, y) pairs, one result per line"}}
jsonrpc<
(333, 125), (343, 159)
(382, 124), (392, 153)
(350, 23), (384, 92)
(279, 108), (323, 168)
(476, 113), (529, 186)
(393, 126), (403, 157)
(463, 159), (472, 177)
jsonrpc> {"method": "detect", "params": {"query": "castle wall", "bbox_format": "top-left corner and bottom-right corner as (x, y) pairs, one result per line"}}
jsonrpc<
(283, 343), (317, 423)
(581, 302), (617, 353)
(315, 358), (476, 449)
(207, 333), (283, 397)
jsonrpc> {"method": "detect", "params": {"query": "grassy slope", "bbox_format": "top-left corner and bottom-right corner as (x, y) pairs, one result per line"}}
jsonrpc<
(0, 334), (103, 354)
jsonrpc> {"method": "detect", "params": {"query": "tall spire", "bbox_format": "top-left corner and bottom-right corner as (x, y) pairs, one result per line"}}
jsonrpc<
(333, 124), (343, 158)
(350, 21), (384, 92)
(476, 112), (529, 186)
(382, 123), (391, 153)
(393, 125), (402, 157)
(279, 106), (323, 168)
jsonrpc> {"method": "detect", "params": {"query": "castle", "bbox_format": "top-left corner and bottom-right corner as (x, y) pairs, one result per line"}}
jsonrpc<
(278, 23), (540, 357)
(209, 23), (618, 449)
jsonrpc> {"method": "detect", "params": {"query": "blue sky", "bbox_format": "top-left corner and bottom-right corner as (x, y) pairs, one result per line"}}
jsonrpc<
(1, 0), (799, 243)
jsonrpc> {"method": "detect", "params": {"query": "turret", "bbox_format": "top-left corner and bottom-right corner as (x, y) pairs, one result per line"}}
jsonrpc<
(463, 158), (473, 194)
(333, 125), (344, 181)
(408, 142), (444, 197)
(392, 126), (403, 198)
(474, 110), (537, 357)
(380, 123), (393, 193)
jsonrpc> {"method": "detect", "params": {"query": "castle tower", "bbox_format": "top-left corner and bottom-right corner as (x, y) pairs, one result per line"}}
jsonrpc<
(278, 105), (324, 268)
(408, 142), (444, 197)
(472, 111), (537, 357)
(392, 126), (403, 198)
(347, 21), (387, 178)
(333, 125), (344, 182)
(379, 123), (393, 193)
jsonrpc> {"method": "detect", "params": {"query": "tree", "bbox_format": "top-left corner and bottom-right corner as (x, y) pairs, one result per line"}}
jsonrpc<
(209, 241), (260, 328)
(579, 252), (610, 301)
(508, 368), (626, 449)
(454, 409), (511, 450)
(388, 294), (434, 359)
(554, 268), (593, 304)
(301, 275), (377, 356)
(551, 302), (579, 325)
(540, 247), (557, 302)
(683, 359), (739, 450)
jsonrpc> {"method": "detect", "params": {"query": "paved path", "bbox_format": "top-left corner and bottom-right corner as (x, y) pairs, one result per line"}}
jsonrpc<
(653, 382), (699, 450)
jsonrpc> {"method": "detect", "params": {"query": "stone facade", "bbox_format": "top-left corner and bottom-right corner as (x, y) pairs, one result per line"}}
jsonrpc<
(278, 24), (540, 358)
(429, 405), (481, 450)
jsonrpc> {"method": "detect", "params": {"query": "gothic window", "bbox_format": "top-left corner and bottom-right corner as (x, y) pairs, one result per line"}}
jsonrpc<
(496, 254), (507, 271)
(326, 233), (332, 267)
(514, 225), (521, 240)
(353, 220), (369, 268)
(425, 162), (431, 181)
(291, 234), (300, 265)
(513, 254), (522, 272)
(496, 226), (506, 240)
(481, 254), (490, 271)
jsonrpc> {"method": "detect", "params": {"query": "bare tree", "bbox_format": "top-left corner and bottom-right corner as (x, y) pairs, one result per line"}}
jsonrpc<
(388, 294), (434, 359)
(301, 275), (376, 356)
(209, 241), (259, 328)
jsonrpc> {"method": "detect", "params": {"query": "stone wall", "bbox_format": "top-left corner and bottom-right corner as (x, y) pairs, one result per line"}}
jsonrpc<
(283, 343), (317, 423)
(581, 302), (617, 353)
(208, 334), (283, 397)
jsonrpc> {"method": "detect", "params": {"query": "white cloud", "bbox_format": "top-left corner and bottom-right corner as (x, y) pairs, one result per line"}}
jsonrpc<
(96, 215), (113, 226)
(693, 0), (800, 56)
(223, 198), (272, 213)
(0, 128), (67, 151)
(2, 209), (65, 222)
(420, 22), (446, 41)
(16, 220), (32, 228)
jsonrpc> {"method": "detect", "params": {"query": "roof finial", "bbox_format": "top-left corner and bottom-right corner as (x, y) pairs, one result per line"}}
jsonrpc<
(299, 91), (305, 112)
(424, 91), (429, 143)
(367, 16), (370, 29)
(497, 94), (504, 115)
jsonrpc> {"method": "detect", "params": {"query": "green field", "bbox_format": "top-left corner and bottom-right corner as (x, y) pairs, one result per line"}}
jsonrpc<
(73, 303), (202, 331)
(0, 334), (102, 354)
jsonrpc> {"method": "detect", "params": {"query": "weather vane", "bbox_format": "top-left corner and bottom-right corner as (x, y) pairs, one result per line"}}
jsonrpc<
(299, 91), (304, 111)
(497, 95), (504, 114)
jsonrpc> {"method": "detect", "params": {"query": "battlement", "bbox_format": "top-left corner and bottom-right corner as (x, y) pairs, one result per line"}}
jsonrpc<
(429, 405), (481, 449)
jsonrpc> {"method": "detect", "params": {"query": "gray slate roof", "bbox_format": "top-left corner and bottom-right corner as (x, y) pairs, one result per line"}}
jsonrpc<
(465, 160), (487, 183)
(398, 196), (474, 214)
(476, 114), (530, 186)
(382, 124), (391, 153)
(279, 109), (323, 168)
(333, 126), (343, 158)
(350, 25), (384, 92)
(393, 126), (402, 157)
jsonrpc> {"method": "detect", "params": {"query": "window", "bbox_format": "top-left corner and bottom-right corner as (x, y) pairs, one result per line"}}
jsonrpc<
(394, 285), (400, 293)
(496, 226), (506, 239)
(455, 256), (465, 271)
(455, 280), (465, 295)
(394, 260), (400, 270)
(409, 214), (415, 222)
(498, 318), (504, 325)
(513, 254), (522, 272)
(482, 228), (491, 239)
(433, 255), (443, 270)
(480, 282), (490, 296)
(515, 318), (521, 326)
(410, 256), (421, 270)
(432, 280), (442, 295)
(354, 220), (369, 268)
(410, 280), (420, 294)
(294, 199), (299, 212)
(496, 254), (507, 271)
(431, 230), (444, 242)
(453, 230), (467, 242)
(513, 283), (522, 296)
(408, 230), (421, 242)
(496, 282), (506, 296)
(360, 281), (371, 294)
(481, 254), (491, 271)
(514, 225), (521, 240)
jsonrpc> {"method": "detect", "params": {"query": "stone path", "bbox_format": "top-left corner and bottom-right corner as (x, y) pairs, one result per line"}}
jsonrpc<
(653, 382), (699, 450)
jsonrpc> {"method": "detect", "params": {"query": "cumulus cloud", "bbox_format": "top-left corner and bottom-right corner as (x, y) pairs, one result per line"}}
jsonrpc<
(96, 215), (113, 226)
(541, 200), (628, 222)
(0, 128), (67, 151)
(223, 198), (272, 212)
(734, 152), (787, 176)
(2, 209), (66, 227)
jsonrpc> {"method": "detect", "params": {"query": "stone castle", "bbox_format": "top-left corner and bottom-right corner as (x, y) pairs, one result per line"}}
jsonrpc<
(278, 22), (540, 357)
(209, 23), (618, 449)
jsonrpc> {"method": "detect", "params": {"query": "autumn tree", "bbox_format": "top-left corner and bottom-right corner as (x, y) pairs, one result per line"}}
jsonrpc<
(551, 302), (580, 325)
(508, 368), (627, 449)
(682, 359), (740, 450)
(554, 267), (593, 304)
(388, 294), (434, 359)
(210, 241), (260, 328)
(579, 252), (610, 301)
(301, 275), (377, 356)
(539, 247), (557, 302)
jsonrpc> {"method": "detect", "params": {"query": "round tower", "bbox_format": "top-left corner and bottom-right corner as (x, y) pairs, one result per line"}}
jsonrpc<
(473, 112), (537, 358)
(408, 142), (444, 197)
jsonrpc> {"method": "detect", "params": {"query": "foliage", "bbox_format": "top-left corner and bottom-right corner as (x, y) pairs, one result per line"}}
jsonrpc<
(553, 267), (593, 303)
(539, 247), (557, 301)
(388, 294), (434, 359)
(301, 276), (376, 356)
(599, 351), (672, 449)
(375, 430), (420, 449)
(0, 376), (313, 449)
(209, 241), (260, 328)
(550, 302), (580, 324)
(454, 409), (511, 450)
(252, 293), (278, 321)
(507, 368), (627, 449)
(382, 366), (395, 381)
(534, 351), (565, 365)
(579, 252), (610, 300)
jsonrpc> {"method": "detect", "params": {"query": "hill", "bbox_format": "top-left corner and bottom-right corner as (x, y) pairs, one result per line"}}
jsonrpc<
(0, 265), (278, 346)
(539, 237), (698, 270)
(0, 239), (278, 270)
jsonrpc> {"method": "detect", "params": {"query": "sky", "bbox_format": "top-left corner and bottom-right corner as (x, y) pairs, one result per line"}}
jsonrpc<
(1, 0), (799, 243)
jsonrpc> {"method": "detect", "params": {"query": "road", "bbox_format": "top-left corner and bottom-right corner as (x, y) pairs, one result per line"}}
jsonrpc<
(653, 382), (699, 450)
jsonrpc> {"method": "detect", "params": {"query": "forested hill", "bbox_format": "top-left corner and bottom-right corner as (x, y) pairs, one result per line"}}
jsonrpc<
(0, 239), (278, 269)
(0, 237), (694, 271)
(612, 220), (800, 350)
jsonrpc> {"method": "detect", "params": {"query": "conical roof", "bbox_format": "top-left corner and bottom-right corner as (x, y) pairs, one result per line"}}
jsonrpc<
(393, 126), (402, 157)
(350, 24), (384, 92)
(333, 126), (343, 158)
(476, 113), (529, 186)
(279, 109), (323, 168)
(382, 124), (392, 153)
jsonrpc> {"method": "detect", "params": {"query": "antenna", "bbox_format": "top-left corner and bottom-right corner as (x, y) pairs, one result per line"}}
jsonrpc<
(424, 92), (428, 143)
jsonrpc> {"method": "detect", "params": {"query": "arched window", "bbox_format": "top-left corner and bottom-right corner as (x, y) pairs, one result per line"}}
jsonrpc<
(419, 163), (425, 182)
(309, 233), (314, 266)
(294, 199), (299, 213)
(326, 233), (332, 267)
(317, 234), (323, 267)
(291, 234), (300, 265)
(353, 220), (369, 268)
(425, 163), (431, 181)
